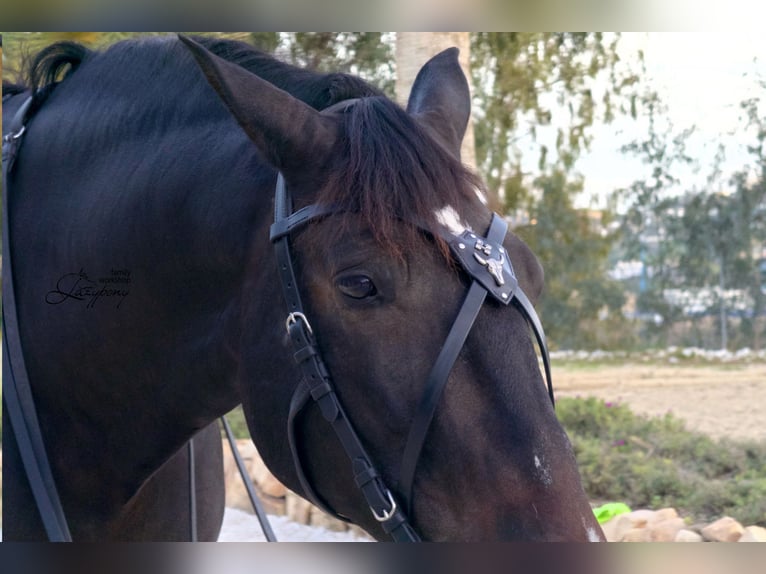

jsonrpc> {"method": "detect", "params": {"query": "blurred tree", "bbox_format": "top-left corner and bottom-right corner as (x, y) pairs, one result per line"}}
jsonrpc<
(471, 33), (641, 211)
(618, 80), (766, 350)
(736, 90), (766, 349)
(288, 32), (395, 96)
(516, 169), (631, 349)
(615, 80), (696, 346)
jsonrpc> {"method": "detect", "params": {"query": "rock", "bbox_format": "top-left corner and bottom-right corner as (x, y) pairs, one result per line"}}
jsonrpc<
(621, 527), (652, 542)
(309, 505), (347, 532)
(701, 516), (745, 542)
(601, 515), (633, 542)
(649, 508), (679, 523)
(222, 442), (253, 512)
(675, 529), (704, 542)
(248, 453), (287, 499)
(649, 517), (686, 542)
(739, 525), (766, 542)
(286, 492), (313, 524)
(222, 439), (286, 515)
(348, 524), (373, 540)
(602, 508), (668, 542)
(623, 509), (658, 528)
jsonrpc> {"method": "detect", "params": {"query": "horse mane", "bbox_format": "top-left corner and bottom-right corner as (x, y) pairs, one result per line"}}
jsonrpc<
(26, 40), (91, 91)
(23, 35), (383, 110)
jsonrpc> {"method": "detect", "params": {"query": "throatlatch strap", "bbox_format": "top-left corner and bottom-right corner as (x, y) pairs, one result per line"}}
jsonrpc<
(513, 289), (555, 405)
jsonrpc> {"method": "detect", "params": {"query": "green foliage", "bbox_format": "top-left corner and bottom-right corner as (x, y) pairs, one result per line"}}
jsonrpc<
(471, 33), (641, 208)
(558, 397), (766, 525)
(466, 34), (644, 350)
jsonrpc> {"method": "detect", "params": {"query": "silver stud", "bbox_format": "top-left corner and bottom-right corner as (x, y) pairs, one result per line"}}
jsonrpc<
(501, 293), (508, 299)
(458, 243), (466, 250)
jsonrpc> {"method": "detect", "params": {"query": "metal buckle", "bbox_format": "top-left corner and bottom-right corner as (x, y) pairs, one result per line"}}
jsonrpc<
(3, 125), (26, 143)
(285, 311), (313, 335)
(371, 489), (397, 522)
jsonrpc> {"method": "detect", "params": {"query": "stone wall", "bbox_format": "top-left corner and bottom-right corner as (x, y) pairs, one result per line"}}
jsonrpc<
(597, 508), (765, 542)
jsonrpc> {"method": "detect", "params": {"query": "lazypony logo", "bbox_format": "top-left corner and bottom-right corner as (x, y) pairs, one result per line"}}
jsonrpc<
(46, 268), (131, 309)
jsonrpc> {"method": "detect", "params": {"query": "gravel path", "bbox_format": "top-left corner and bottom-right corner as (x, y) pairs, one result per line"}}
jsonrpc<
(218, 508), (371, 542)
(554, 363), (766, 441)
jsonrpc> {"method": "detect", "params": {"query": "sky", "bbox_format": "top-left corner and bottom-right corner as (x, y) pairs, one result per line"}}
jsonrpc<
(562, 32), (764, 209)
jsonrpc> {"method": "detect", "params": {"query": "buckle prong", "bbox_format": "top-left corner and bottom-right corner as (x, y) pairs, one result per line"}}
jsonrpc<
(371, 489), (397, 522)
(3, 126), (26, 143)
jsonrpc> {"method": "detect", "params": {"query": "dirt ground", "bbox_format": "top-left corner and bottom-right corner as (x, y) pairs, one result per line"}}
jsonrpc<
(553, 363), (766, 442)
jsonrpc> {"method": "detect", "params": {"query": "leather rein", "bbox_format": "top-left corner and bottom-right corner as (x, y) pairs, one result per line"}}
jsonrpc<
(270, 172), (555, 542)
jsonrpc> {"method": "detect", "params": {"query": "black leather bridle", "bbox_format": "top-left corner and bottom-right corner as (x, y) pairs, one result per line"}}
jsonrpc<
(270, 171), (554, 542)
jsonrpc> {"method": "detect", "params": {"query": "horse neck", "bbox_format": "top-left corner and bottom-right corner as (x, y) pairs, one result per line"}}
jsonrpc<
(10, 102), (278, 526)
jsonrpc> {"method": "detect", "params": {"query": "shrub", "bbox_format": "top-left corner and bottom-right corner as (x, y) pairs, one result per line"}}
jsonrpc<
(558, 397), (766, 526)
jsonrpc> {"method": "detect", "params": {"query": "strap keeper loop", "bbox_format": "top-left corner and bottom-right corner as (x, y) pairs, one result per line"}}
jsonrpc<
(309, 381), (333, 401)
(354, 465), (379, 488)
(293, 344), (318, 364)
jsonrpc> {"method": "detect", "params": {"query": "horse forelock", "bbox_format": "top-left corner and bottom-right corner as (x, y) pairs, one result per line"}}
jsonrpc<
(310, 96), (485, 259)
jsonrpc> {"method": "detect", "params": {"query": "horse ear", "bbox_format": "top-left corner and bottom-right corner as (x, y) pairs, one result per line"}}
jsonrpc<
(406, 48), (470, 160)
(178, 35), (339, 175)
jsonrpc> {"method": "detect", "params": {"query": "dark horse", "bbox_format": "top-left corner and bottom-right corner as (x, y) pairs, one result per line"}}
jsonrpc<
(2, 35), (604, 541)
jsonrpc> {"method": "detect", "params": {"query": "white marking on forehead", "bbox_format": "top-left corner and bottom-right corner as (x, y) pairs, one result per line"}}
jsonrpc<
(434, 205), (471, 236)
(534, 454), (553, 487)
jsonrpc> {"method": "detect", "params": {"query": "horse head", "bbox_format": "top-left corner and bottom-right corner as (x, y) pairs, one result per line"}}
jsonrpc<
(181, 36), (604, 542)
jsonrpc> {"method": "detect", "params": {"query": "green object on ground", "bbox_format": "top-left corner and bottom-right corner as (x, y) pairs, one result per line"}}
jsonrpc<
(593, 502), (632, 524)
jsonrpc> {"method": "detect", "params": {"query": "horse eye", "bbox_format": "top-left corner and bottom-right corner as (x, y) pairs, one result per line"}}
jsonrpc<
(336, 274), (378, 299)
